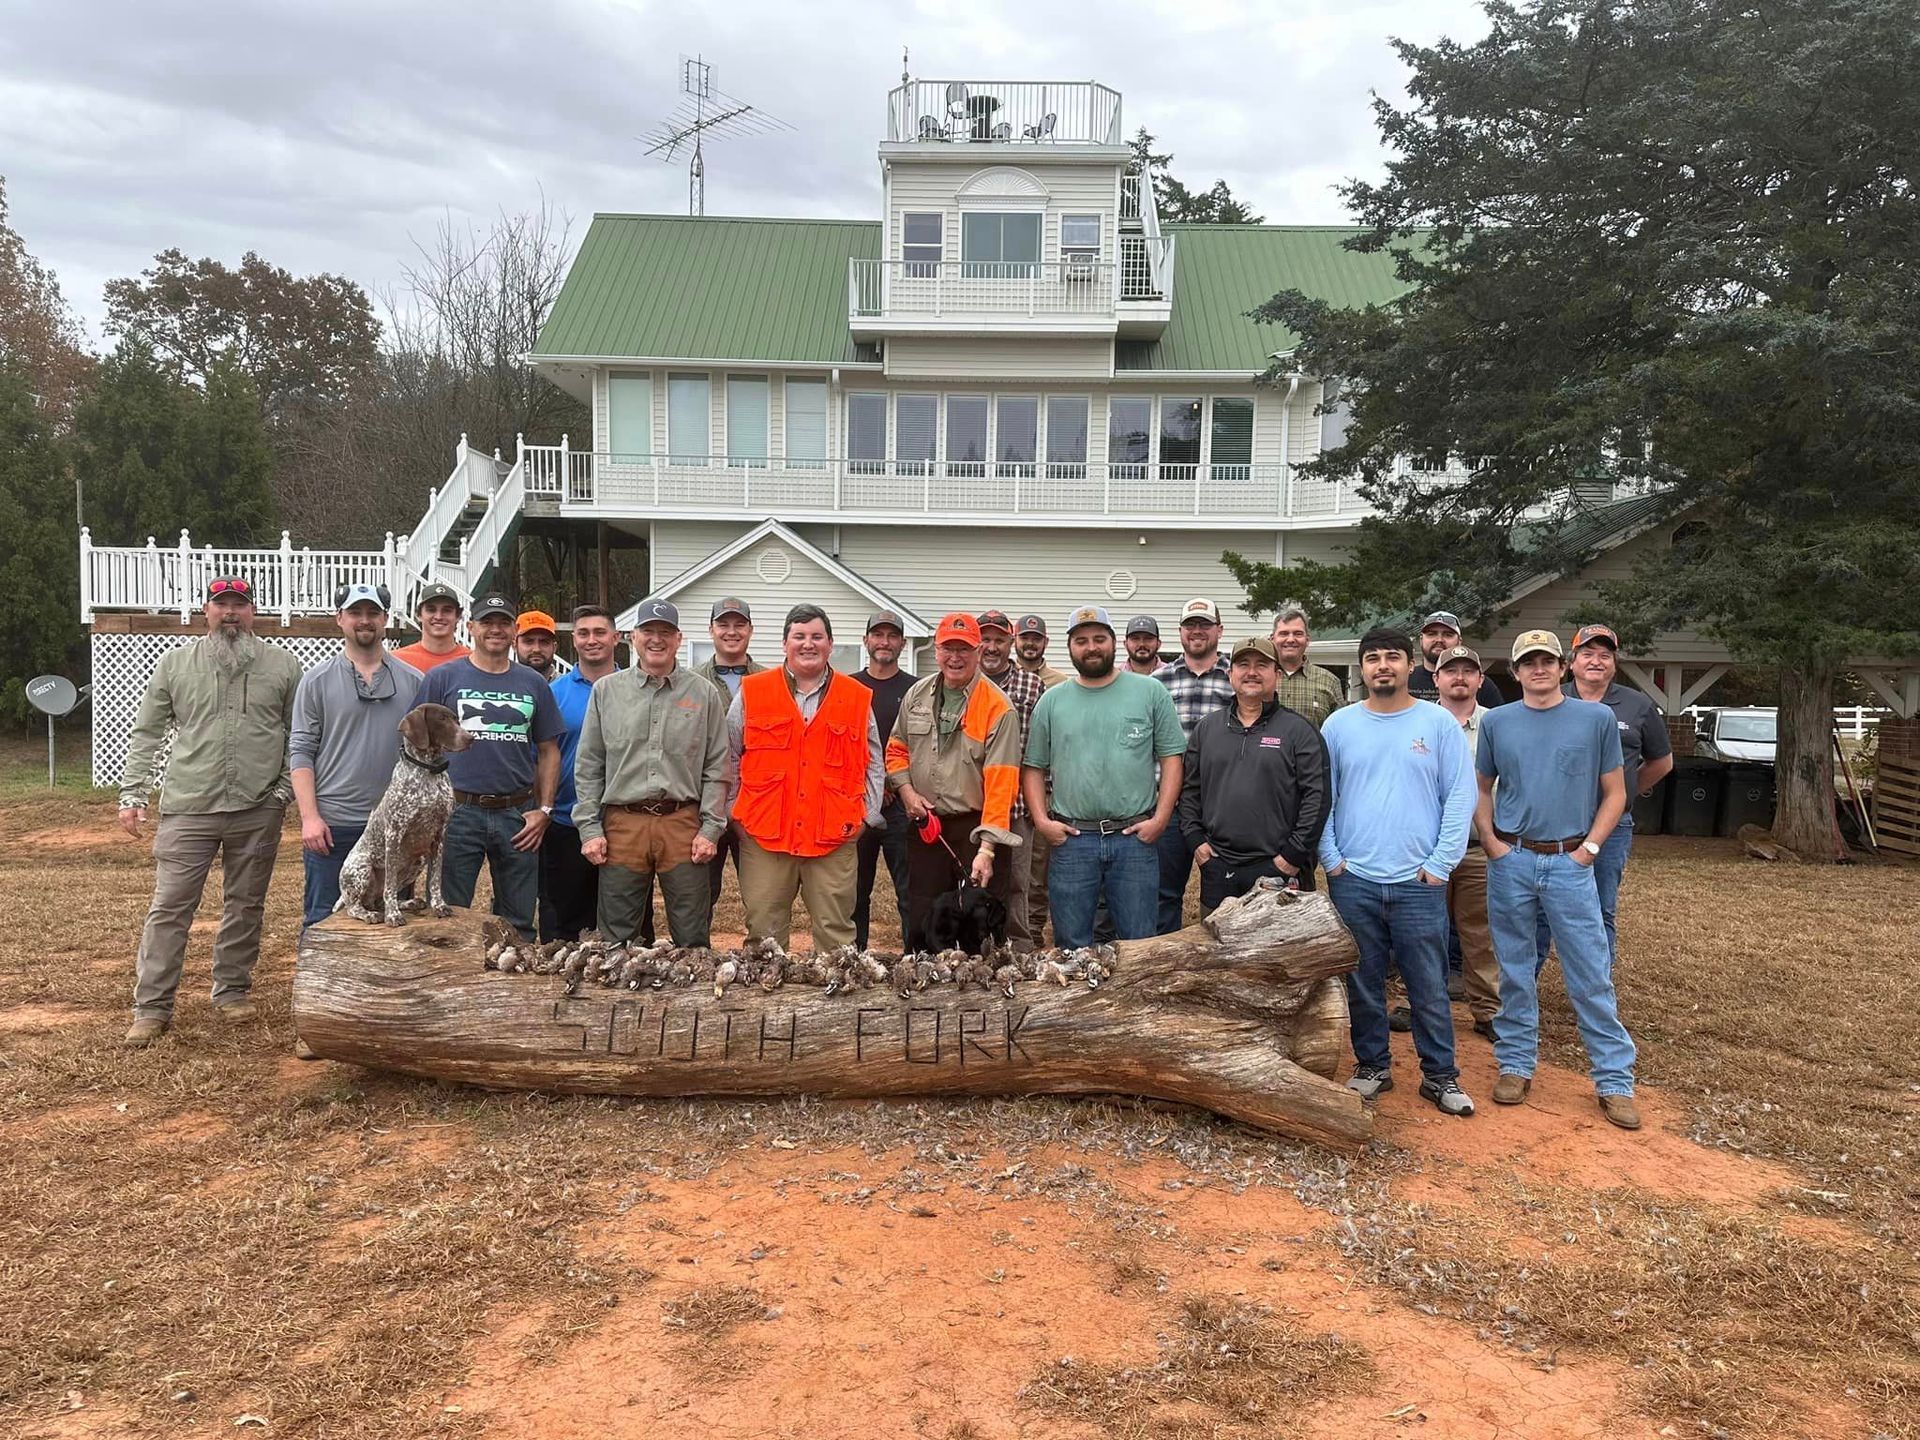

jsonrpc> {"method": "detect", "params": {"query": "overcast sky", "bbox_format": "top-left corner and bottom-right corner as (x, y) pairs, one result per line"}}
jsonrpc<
(2, 0), (1489, 342)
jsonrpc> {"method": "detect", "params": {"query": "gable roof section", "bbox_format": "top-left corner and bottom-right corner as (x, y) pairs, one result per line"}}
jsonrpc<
(1500, 490), (1674, 606)
(1117, 225), (1418, 374)
(621, 519), (932, 634)
(535, 215), (882, 365)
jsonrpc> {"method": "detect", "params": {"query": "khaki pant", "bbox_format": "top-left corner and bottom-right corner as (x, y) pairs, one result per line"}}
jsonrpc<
(598, 806), (711, 947)
(1003, 815), (1034, 952)
(737, 831), (858, 951)
(134, 803), (285, 1020)
(1026, 825), (1052, 947)
(1449, 847), (1499, 1022)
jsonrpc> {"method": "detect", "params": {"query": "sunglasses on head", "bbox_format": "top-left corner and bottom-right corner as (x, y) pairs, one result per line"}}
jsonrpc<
(207, 578), (254, 600)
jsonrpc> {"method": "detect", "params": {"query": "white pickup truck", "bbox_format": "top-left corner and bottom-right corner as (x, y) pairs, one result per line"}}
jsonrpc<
(1694, 707), (1777, 764)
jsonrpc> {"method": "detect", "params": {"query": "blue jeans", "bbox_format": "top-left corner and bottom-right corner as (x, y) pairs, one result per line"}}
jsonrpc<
(301, 822), (366, 929)
(1534, 825), (1633, 971)
(1490, 847), (1636, 1096)
(1328, 872), (1457, 1082)
(855, 800), (912, 950)
(1154, 824), (1194, 934)
(441, 803), (541, 941)
(1048, 828), (1159, 948)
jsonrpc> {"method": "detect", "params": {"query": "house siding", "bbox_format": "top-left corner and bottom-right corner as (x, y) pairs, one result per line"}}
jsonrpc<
(883, 336), (1113, 380)
(888, 161), (1120, 268)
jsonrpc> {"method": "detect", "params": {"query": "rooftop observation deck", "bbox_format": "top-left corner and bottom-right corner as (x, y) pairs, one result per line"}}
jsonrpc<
(884, 81), (1124, 149)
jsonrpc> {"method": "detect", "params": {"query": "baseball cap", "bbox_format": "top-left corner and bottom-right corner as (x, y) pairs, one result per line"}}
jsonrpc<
(632, 598), (680, 629)
(1420, 610), (1464, 633)
(1435, 643), (1483, 671)
(1065, 604), (1114, 636)
(1571, 623), (1619, 651)
(516, 609), (557, 637)
(934, 612), (981, 648)
(976, 609), (1014, 634)
(1015, 613), (1048, 637)
(1230, 636), (1278, 664)
(336, 582), (390, 614)
(710, 597), (752, 622)
(415, 582), (462, 613)
(1124, 614), (1160, 638)
(1180, 597), (1221, 625)
(206, 576), (254, 602)
(866, 609), (906, 634)
(1511, 629), (1564, 663)
(471, 593), (515, 623)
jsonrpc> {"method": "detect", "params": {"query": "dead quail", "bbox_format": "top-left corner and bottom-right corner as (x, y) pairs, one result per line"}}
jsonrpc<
(1039, 957), (1074, 986)
(911, 957), (943, 992)
(757, 958), (785, 992)
(891, 955), (918, 998)
(856, 952), (889, 987)
(993, 962), (1021, 997)
(562, 950), (591, 995)
(712, 958), (739, 998)
(958, 955), (996, 990)
(480, 915), (517, 951)
(483, 937), (507, 970)
(495, 946), (523, 974)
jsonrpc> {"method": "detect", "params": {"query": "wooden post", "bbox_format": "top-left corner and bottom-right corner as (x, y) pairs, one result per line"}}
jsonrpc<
(596, 523), (610, 610)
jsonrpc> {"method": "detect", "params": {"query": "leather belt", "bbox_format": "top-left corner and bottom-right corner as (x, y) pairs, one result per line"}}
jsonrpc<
(1053, 814), (1151, 836)
(1494, 828), (1586, 854)
(611, 798), (694, 815)
(454, 787), (535, 810)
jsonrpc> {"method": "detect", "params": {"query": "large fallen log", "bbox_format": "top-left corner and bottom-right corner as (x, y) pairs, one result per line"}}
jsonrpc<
(292, 882), (1371, 1147)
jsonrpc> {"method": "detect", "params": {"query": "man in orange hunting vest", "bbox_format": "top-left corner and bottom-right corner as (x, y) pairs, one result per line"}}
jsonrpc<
(726, 603), (886, 950)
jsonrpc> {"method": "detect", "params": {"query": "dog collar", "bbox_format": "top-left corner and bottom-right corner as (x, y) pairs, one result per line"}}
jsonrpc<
(401, 749), (450, 774)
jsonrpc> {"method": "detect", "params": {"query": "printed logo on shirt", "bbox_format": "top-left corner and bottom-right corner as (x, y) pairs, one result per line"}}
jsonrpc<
(1123, 720), (1150, 744)
(1258, 736), (1285, 748)
(455, 689), (534, 743)
(1410, 736), (1430, 755)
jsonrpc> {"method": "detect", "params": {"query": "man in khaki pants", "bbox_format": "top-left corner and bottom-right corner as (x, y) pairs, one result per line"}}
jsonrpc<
(573, 600), (730, 946)
(1432, 644), (1499, 1039)
(119, 576), (303, 1047)
(725, 604), (884, 950)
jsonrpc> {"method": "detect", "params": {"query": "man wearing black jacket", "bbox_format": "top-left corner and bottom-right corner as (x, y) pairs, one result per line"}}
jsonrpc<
(1178, 637), (1331, 910)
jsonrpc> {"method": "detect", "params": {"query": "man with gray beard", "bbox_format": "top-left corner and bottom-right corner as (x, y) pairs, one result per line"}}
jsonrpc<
(119, 577), (304, 1047)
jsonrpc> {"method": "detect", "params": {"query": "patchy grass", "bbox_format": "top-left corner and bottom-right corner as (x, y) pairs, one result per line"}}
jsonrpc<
(659, 1285), (775, 1338)
(1024, 1293), (1375, 1439)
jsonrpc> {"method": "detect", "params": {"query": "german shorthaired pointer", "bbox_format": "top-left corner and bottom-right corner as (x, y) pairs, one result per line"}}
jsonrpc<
(335, 703), (470, 926)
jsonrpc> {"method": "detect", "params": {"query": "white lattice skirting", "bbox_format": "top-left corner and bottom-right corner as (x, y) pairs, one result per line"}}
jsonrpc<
(91, 633), (347, 790)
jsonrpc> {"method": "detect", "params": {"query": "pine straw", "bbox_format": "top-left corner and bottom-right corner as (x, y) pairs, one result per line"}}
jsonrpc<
(1023, 1293), (1374, 1439)
(659, 1285), (775, 1338)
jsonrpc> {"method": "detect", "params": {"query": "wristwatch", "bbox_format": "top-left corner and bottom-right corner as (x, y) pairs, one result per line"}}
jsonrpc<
(1580, 839), (1601, 857)
(539, 804), (555, 817)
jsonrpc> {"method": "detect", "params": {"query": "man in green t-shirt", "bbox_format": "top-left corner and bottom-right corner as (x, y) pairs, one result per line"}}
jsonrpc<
(1022, 605), (1186, 947)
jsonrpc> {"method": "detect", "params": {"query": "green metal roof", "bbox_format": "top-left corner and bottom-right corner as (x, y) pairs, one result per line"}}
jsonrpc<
(533, 215), (882, 365)
(1117, 225), (1418, 373)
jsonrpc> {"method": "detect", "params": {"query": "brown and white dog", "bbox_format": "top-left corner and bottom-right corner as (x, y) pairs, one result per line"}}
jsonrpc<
(335, 703), (471, 926)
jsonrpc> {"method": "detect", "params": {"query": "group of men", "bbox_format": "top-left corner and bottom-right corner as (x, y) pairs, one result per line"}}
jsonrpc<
(116, 574), (1672, 1134)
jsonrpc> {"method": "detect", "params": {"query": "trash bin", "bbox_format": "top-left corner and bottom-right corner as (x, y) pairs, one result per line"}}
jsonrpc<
(1665, 759), (1723, 837)
(1631, 776), (1668, 836)
(1716, 764), (1776, 837)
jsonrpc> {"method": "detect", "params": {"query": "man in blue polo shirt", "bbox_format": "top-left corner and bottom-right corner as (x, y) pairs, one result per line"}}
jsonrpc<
(539, 605), (621, 941)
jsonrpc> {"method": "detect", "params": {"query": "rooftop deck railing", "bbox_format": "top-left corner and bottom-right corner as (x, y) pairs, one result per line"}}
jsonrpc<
(885, 81), (1123, 146)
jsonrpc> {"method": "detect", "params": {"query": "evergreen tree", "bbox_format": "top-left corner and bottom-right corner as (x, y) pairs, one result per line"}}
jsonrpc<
(1128, 128), (1265, 224)
(0, 366), (83, 720)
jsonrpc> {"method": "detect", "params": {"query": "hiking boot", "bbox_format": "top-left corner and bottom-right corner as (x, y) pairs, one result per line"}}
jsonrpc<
(1492, 1073), (1531, 1105)
(123, 1017), (169, 1048)
(1347, 1066), (1393, 1100)
(215, 999), (258, 1022)
(293, 1038), (321, 1062)
(1597, 1094), (1642, 1130)
(1446, 971), (1465, 1001)
(1419, 1077), (1476, 1117)
(1472, 1018), (1496, 1041)
(1387, 1005), (1413, 1032)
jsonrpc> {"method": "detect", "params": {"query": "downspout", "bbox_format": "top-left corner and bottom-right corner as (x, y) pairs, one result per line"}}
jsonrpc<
(1275, 366), (1302, 516)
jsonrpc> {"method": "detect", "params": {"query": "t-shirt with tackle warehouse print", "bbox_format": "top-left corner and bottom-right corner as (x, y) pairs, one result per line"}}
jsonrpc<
(414, 657), (564, 796)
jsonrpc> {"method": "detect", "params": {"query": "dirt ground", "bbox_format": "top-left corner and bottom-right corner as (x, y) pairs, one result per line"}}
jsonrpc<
(1, 756), (1916, 1440)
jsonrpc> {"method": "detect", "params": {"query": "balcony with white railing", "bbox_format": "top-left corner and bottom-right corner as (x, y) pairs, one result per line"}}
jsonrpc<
(848, 251), (1174, 336)
(79, 528), (418, 624)
(885, 81), (1124, 149)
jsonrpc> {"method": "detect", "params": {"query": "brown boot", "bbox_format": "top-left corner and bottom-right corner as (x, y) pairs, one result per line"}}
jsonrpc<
(1597, 1094), (1642, 1130)
(215, 1000), (259, 1022)
(1491, 1072), (1531, 1105)
(123, 1017), (170, 1048)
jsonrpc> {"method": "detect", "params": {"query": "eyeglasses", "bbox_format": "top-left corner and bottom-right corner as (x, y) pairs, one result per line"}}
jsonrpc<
(207, 578), (254, 600)
(351, 665), (398, 702)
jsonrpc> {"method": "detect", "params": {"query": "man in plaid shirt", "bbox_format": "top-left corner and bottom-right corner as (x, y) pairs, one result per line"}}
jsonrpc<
(978, 609), (1046, 952)
(1151, 597), (1235, 932)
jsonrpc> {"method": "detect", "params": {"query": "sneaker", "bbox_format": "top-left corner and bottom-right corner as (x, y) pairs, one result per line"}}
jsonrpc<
(123, 1017), (169, 1048)
(1347, 1066), (1393, 1100)
(1597, 1094), (1642, 1130)
(293, 1038), (321, 1062)
(1472, 1018), (1496, 1040)
(1492, 1073), (1531, 1105)
(1419, 1077), (1476, 1117)
(1387, 1006), (1413, 1033)
(215, 1000), (258, 1022)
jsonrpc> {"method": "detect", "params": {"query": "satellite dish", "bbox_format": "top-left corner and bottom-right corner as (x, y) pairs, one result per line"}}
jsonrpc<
(27, 675), (79, 718)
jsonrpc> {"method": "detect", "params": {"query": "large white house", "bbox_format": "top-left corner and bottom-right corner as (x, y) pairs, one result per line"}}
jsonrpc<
(77, 74), (1920, 782)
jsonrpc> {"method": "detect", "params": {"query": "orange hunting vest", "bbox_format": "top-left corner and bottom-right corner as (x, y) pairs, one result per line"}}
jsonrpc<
(734, 668), (873, 857)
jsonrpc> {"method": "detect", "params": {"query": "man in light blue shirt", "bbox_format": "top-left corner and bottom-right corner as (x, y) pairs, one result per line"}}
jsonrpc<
(1319, 626), (1477, 1116)
(1476, 629), (1639, 1129)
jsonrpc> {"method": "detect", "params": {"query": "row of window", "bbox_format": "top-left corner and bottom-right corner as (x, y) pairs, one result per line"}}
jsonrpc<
(605, 373), (1270, 469)
(901, 210), (1104, 271)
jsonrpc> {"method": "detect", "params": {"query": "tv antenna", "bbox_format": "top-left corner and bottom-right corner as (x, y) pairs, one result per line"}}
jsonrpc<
(642, 56), (792, 216)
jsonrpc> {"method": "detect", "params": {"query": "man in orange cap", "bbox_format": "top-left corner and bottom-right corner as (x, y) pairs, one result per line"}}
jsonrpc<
(514, 610), (559, 679)
(885, 613), (1023, 949)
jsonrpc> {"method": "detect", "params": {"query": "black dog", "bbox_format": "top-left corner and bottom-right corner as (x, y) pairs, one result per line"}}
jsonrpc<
(922, 886), (1008, 954)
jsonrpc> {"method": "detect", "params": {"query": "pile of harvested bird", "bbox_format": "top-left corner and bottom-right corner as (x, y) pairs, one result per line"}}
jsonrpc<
(480, 923), (1117, 999)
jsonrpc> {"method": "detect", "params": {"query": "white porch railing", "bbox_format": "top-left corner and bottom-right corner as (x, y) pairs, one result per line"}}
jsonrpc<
(435, 453), (528, 599)
(1118, 234), (1176, 302)
(79, 528), (410, 624)
(886, 81), (1122, 146)
(850, 258), (1121, 325)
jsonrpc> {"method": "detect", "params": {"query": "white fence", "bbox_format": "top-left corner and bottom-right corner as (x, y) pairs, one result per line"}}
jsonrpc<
(79, 529), (409, 624)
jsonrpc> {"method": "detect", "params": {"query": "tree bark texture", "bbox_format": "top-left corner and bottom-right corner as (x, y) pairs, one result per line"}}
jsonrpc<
(293, 883), (1372, 1148)
(1774, 660), (1840, 858)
